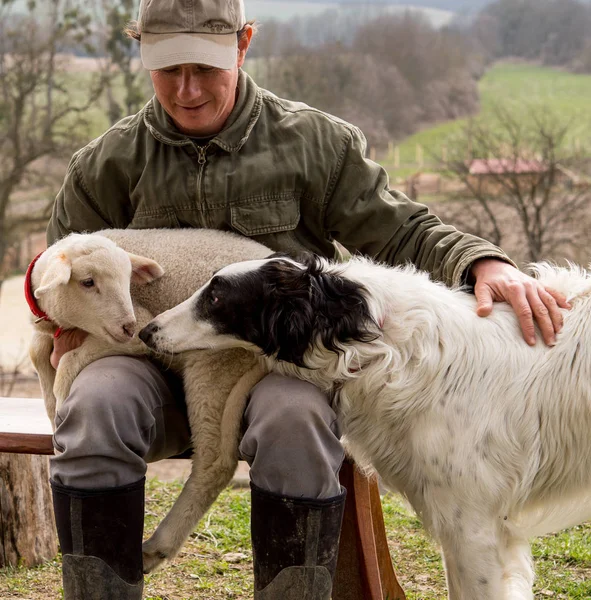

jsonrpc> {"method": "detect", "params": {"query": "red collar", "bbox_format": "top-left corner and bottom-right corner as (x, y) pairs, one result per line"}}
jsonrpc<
(25, 251), (63, 339)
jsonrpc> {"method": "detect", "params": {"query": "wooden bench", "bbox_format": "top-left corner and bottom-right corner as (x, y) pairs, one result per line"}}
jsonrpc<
(0, 396), (407, 600)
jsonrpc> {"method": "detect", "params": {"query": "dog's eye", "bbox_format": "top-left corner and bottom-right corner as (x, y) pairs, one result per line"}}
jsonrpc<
(81, 278), (95, 288)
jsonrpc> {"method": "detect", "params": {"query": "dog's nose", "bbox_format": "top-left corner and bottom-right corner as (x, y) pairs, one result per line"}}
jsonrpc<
(122, 321), (136, 339)
(139, 322), (160, 347)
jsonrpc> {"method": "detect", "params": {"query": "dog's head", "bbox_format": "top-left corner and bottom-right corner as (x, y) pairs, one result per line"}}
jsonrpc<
(139, 254), (379, 367)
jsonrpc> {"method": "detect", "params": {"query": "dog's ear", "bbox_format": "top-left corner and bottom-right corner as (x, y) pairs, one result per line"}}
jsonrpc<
(273, 302), (316, 367)
(256, 257), (378, 366)
(127, 253), (165, 285)
(310, 269), (379, 353)
(258, 260), (315, 367)
(35, 254), (72, 297)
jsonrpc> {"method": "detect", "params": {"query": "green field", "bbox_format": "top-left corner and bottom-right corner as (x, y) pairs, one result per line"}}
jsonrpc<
(386, 63), (591, 173)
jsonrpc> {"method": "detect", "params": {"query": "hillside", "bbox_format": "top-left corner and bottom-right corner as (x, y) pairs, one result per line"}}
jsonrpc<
(391, 63), (591, 171)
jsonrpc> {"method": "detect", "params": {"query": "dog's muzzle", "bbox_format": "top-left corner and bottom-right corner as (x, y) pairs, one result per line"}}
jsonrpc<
(139, 322), (160, 348)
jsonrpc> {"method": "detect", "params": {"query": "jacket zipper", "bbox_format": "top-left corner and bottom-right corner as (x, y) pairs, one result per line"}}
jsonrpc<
(195, 142), (211, 223)
(197, 143), (210, 166)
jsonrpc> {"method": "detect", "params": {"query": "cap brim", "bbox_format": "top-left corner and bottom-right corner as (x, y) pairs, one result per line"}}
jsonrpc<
(141, 32), (237, 70)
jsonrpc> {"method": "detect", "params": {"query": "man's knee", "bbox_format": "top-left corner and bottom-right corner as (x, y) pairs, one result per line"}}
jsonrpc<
(245, 373), (339, 438)
(56, 356), (166, 432)
(240, 373), (344, 499)
(51, 356), (188, 488)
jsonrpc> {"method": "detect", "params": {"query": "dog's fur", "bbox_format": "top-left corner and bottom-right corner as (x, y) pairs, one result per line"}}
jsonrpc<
(28, 229), (272, 573)
(141, 254), (591, 600)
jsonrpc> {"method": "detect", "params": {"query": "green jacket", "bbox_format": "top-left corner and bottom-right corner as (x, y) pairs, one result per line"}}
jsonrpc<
(48, 69), (511, 286)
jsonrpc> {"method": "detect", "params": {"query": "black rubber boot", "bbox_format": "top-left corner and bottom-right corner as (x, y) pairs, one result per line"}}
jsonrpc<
(250, 483), (346, 600)
(51, 478), (145, 600)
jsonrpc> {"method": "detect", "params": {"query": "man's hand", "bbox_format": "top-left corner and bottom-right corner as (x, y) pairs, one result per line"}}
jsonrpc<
(470, 258), (571, 346)
(50, 328), (88, 369)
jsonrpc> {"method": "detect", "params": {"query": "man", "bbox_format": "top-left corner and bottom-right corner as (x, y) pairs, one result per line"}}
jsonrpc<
(47, 0), (568, 598)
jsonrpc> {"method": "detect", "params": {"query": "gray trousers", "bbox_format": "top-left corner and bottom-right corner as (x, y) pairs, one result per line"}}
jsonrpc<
(50, 356), (344, 499)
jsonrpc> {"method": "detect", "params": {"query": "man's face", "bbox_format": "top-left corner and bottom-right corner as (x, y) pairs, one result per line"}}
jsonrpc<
(149, 28), (252, 137)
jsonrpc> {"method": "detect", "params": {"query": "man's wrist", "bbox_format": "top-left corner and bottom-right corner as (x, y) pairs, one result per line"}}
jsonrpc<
(463, 256), (513, 287)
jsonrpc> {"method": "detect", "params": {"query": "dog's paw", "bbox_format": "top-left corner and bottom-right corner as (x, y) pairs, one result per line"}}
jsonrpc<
(142, 538), (169, 573)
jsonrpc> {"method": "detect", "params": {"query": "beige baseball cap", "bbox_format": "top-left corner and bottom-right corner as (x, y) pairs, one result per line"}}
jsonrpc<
(139, 0), (246, 70)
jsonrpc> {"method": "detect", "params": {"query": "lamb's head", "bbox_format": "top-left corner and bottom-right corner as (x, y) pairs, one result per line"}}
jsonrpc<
(32, 233), (164, 343)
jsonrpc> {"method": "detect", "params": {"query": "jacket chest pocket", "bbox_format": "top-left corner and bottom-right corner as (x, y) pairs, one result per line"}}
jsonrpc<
(230, 196), (300, 236)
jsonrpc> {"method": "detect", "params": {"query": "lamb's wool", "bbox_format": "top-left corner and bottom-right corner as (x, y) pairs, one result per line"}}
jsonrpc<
(98, 228), (273, 316)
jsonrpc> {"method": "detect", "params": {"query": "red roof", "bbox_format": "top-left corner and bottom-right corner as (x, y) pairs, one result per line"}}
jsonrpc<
(469, 159), (548, 175)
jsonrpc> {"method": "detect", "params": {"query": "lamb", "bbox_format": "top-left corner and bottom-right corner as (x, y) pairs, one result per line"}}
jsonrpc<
(28, 228), (272, 573)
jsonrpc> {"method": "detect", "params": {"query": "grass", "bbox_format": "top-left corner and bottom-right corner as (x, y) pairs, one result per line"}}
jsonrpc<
(2, 478), (591, 599)
(383, 62), (591, 175)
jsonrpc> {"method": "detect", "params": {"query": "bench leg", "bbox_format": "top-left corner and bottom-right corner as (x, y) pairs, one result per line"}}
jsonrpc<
(333, 461), (407, 600)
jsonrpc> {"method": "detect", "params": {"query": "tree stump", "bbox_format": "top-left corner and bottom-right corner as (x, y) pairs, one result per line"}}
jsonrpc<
(0, 453), (57, 567)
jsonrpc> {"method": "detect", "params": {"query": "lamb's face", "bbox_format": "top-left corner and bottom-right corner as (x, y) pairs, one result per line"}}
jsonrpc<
(34, 235), (164, 343)
(59, 249), (139, 342)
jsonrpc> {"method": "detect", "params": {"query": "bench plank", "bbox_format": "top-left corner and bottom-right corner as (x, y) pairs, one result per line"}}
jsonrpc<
(0, 397), (53, 455)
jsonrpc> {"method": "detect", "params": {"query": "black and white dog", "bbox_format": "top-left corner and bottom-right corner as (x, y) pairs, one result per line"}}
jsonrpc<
(140, 254), (591, 600)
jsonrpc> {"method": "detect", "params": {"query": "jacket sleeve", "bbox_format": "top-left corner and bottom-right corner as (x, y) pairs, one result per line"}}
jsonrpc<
(47, 152), (115, 246)
(323, 127), (515, 287)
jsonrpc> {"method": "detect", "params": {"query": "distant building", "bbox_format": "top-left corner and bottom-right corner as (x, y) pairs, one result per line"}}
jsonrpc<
(466, 158), (576, 195)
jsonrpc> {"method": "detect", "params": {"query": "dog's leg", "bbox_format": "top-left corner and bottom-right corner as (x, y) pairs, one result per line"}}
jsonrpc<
(438, 518), (504, 600)
(142, 350), (267, 573)
(29, 330), (58, 425)
(501, 534), (534, 600)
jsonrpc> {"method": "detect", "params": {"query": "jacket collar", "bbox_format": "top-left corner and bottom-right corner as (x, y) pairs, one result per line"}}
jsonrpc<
(143, 69), (263, 153)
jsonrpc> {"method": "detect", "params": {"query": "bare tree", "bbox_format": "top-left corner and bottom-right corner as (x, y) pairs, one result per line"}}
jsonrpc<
(0, 0), (106, 293)
(0, 347), (28, 397)
(93, 0), (149, 126)
(353, 12), (480, 122)
(250, 11), (480, 150)
(438, 105), (591, 264)
(483, 0), (591, 68)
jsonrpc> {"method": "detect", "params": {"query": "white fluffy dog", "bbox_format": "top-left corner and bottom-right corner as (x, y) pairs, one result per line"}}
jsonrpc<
(140, 254), (591, 600)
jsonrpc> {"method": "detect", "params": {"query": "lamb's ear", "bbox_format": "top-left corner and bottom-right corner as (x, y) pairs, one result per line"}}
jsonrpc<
(34, 255), (72, 297)
(127, 252), (165, 285)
